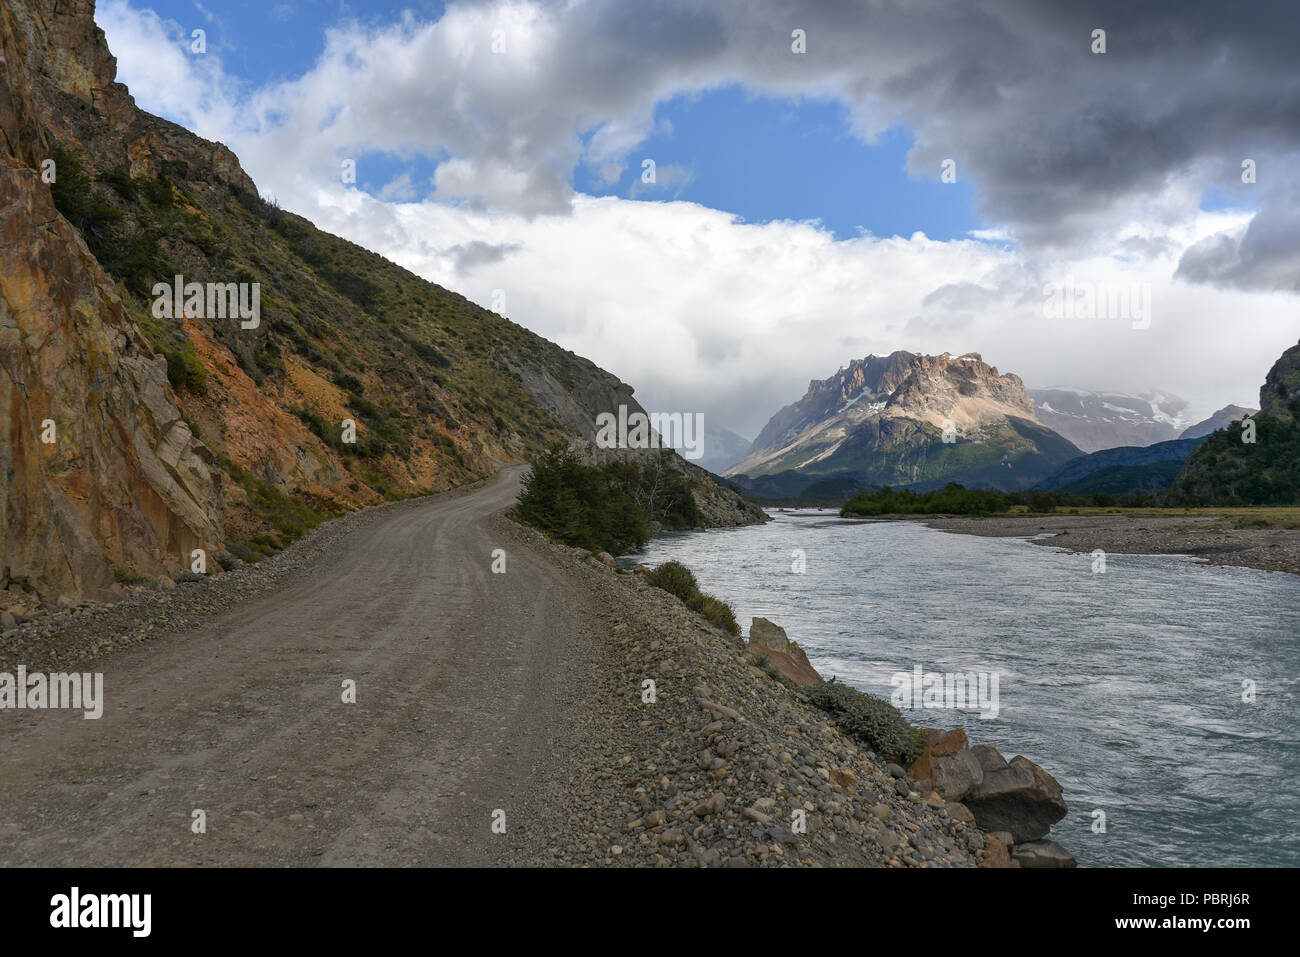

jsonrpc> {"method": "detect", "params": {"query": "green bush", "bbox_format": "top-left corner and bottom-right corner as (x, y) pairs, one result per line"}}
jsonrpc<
(644, 559), (740, 636)
(645, 560), (697, 601)
(165, 340), (207, 394)
(687, 592), (740, 635)
(112, 567), (152, 586)
(514, 445), (650, 554)
(801, 680), (924, 764)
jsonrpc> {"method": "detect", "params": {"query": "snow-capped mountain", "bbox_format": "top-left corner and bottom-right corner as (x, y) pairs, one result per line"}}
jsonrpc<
(1028, 388), (1197, 453)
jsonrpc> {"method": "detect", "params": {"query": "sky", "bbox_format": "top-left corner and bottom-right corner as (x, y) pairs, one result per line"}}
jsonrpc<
(96, 0), (1300, 440)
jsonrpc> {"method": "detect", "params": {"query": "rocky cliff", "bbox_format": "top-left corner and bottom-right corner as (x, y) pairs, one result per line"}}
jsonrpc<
(728, 352), (1081, 494)
(0, 0), (755, 610)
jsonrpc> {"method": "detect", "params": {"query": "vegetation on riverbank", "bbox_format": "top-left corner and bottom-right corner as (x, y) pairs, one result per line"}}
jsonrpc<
(644, 560), (740, 635)
(841, 483), (1063, 517)
(514, 445), (703, 554)
(801, 680), (925, 764)
(841, 482), (1300, 524)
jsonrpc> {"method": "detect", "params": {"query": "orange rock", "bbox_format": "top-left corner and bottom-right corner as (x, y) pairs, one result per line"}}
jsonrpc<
(744, 617), (823, 686)
(906, 727), (969, 785)
(978, 833), (1016, 868)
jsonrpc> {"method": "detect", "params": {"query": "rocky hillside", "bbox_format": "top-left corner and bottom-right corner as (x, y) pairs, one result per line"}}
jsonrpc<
(727, 352), (1081, 495)
(0, 0), (754, 612)
(1169, 340), (1300, 505)
(1029, 388), (1194, 453)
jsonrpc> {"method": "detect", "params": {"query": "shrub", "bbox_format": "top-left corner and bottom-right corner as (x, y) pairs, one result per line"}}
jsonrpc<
(686, 592), (740, 635)
(801, 680), (924, 764)
(112, 567), (152, 586)
(645, 560), (697, 601)
(165, 340), (207, 394)
(645, 559), (740, 636)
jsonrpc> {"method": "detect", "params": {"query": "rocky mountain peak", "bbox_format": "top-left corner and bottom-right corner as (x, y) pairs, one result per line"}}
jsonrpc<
(1261, 339), (1300, 420)
(727, 350), (1071, 491)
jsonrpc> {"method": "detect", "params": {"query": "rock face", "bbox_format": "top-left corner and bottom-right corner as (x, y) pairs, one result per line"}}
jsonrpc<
(1, 159), (222, 600)
(743, 617), (823, 686)
(907, 729), (983, 800)
(2, 4), (222, 602)
(1260, 339), (1300, 422)
(962, 746), (1068, 843)
(1011, 839), (1078, 868)
(728, 352), (1081, 494)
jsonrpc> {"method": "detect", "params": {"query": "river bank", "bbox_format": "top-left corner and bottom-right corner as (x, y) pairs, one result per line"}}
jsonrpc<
(910, 511), (1300, 576)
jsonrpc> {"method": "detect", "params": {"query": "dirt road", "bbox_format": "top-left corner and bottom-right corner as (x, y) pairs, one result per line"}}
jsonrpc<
(0, 466), (597, 866)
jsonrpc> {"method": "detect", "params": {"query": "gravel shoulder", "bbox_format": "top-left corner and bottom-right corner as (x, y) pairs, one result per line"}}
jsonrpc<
(911, 513), (1300, 577)
(1, 468), (986, 868)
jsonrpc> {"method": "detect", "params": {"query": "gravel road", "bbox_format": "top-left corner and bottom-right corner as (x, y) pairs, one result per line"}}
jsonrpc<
(1, 467), (990, 868)
(0, 466), (602, 866)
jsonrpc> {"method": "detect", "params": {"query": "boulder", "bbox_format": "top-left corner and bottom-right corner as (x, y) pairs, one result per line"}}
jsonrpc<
(907, 729), (983, 800)
(744, 617), (823, 686)
(1011, 839), (1077, 868)
(978, 832), (1016, 869)
(963, 752), (1068, 843)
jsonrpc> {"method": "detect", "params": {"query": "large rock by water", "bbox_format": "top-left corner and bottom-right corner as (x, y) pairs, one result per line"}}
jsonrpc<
(962, 746), (1068, 843)
(907, 731), (1070, 851)
(743, 617), (823, 686)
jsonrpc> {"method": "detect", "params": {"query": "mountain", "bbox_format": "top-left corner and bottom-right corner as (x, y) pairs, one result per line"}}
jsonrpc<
(726, 351), (1082, 494)
(1029, 388), (1194, 453)
(1180, 404), (1257, 440)
(659, 419), (751, 475)
(1168, 341), (1300, 505)
(0, 0), (756, 609)
(1034, 437), (1209, 495)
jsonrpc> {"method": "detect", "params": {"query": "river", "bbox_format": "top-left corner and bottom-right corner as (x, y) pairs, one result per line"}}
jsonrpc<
(622, 509), (1300, 867)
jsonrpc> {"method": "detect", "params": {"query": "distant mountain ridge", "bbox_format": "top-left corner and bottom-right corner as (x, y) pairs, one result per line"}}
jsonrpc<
(1029, 388), (1195, 453)
(726, 351), (1082, 495)
(1180, 404), (1257, 440)
(1034, 437), (1209, 495)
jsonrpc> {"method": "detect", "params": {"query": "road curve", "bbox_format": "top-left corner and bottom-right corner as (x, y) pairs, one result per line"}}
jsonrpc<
(0, 465), (596, 866)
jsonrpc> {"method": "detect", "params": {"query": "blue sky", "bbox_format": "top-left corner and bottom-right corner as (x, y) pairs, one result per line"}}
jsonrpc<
(135, 0), (989, 241)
